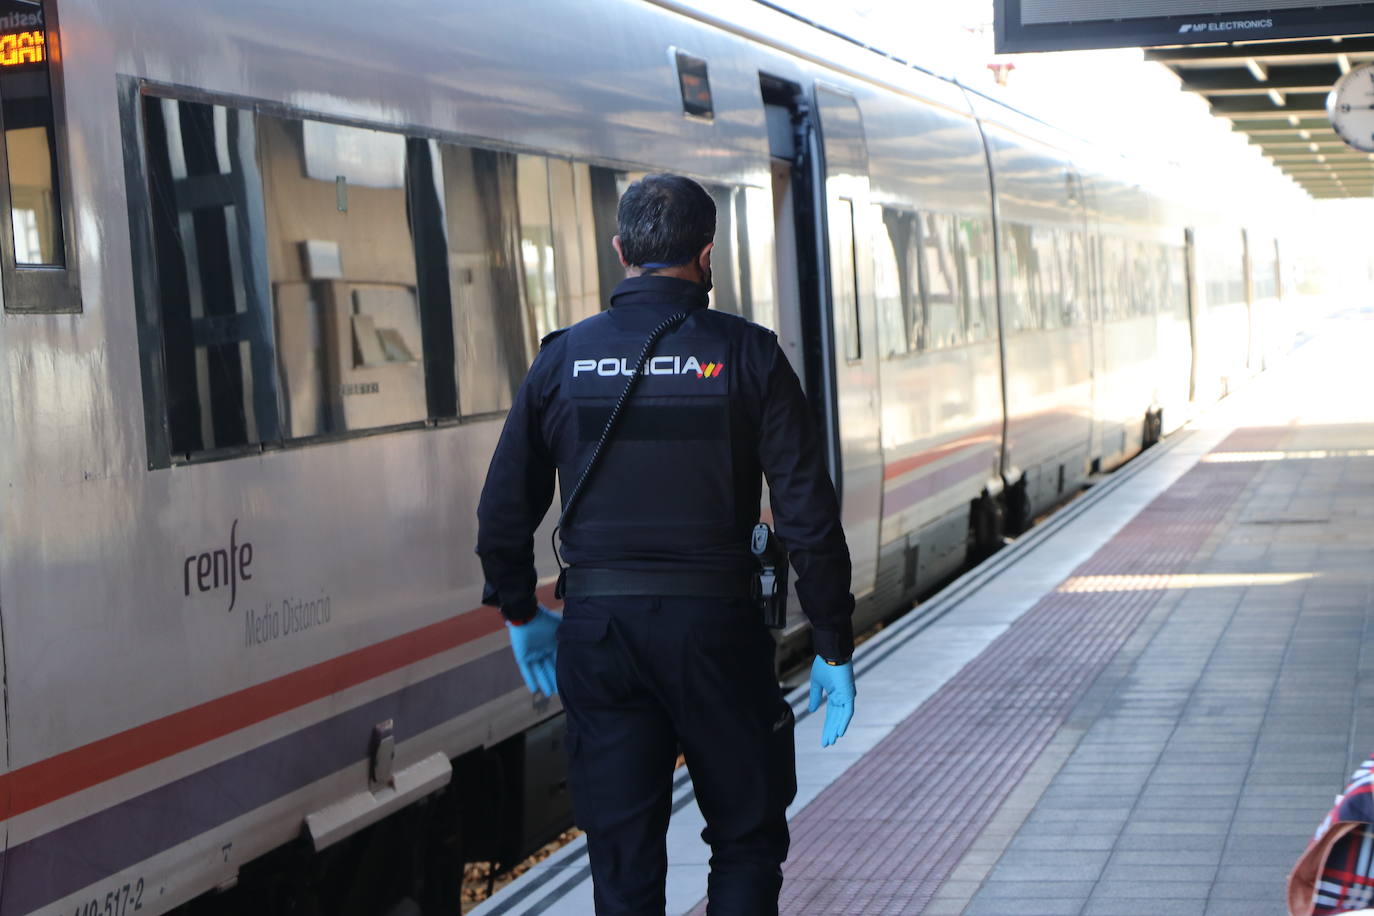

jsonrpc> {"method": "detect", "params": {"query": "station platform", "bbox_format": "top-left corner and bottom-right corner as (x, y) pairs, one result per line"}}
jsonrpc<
(471, 305), (1374, 916)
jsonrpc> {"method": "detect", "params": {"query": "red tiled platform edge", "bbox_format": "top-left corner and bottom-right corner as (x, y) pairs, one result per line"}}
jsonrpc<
(694, 427), (1285, 915)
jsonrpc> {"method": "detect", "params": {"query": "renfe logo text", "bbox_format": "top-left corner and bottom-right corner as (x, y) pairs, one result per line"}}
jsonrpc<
(184, 519), (254, 612)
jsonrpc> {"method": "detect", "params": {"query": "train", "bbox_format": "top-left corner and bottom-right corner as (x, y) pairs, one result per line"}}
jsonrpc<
(0, 0), (1307, 913)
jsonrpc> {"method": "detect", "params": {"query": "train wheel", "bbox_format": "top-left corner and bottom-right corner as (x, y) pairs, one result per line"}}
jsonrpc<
(1004, 476), (1032, 536)
(418, 783), (465, 914)
(1142, 408), (1163, 449)
(969, 490), (1005, 561)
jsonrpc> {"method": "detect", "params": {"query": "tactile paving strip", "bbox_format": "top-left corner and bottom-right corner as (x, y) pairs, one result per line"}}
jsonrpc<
(769, 427), (1288, 915)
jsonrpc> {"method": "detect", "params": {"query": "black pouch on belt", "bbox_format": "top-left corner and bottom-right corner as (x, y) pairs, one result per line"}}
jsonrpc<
(751, 523), (789, 629)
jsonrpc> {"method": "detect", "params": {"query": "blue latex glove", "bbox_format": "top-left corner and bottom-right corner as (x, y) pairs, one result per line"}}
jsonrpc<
(507, 606), (561, 697)
(808, 656), (856, 747)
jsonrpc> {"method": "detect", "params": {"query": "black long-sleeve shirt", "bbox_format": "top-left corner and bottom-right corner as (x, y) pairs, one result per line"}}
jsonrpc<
(475, 275), (855, 660)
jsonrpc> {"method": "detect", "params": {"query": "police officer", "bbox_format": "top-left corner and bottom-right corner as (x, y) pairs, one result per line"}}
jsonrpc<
(476, 173), (856, 915)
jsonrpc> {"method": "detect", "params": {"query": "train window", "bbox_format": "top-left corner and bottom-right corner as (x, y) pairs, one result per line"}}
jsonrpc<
(957, 216), (994, 342)
(1204, 233), (1247, 308)
(1093, 236), (1115, 322)
(1165, 244), (1188, 318)
(877, 209), (918, 354)
(584, 176), (765, 325)
(1140, 242), (1162, 316)
(1253, 241), (1278, 300)
(405, 137), (457, 420)
(873, 206), (905, 357)
(589, 166), (685, 313)
(1060, 231), (1085, 326)
(1127, 240), (1144, 317)
(518, 154), (561, 343)
(1095, 237), (1112, 322)
(1200, 247), (1216, 308)
(739, 186), (776, 329)
(140, 97), (281, 458)
(1119, 238), (1136, 318)
(550, 159), (601, 325)
(921, 212), (961, 348)
(704, 183), (743, 317)
(259, 115), (427, 438)
(704, 184), (775, 325)
(588, 166), (624, 306)
(440, 144), (533, 417)
(1270, 242), (1282, 302)
(132, 91), (610, 462)
(1132, 243), (1148, 317)
(0, 0), (78, 312)
(1033, 228), (1062, 331)
(1000, 222), (1033, 333)
(1120, 238), (1136, 318)
(828, 196), (860, 361)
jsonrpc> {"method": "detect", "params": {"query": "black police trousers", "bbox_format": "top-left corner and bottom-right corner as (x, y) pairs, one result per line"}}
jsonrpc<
(557, 596), (797, 916)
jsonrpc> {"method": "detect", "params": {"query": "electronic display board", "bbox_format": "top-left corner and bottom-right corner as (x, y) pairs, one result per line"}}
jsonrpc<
(0, 3), (45, 70)
(996, 0), (1374, 52)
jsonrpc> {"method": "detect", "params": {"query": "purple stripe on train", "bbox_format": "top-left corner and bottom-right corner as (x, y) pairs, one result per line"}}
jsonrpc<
(0, 650), (522, 915)
(884, 448), (996, 516)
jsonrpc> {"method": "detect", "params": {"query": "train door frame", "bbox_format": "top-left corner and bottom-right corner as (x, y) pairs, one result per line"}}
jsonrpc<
(969, 109), (1013, 498)
(811, 83), (882, 603)
(760, 76), (814, 393)
(758, 74), (882, 604)
(760, 75), (822, 653)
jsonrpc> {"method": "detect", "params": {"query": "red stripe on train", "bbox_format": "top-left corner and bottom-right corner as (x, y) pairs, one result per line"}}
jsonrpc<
(2, 605), (508, 818)
(883, 427), (1000, 482)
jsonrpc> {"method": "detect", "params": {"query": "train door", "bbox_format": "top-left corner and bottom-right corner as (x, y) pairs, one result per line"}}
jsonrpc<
(1080, 174), (1108, 470)
(812, 85), (881, 602)
(761, 78), (808, 385)
(759, 76), (881, 603)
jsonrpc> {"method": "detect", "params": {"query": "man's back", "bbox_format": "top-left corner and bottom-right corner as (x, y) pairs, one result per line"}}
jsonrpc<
(479, 272), (854, 660)
(541, 276), (772, 574)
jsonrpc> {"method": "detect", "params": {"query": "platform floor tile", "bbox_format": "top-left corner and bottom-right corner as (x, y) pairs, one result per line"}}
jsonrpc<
(474, 313), (1373, 916)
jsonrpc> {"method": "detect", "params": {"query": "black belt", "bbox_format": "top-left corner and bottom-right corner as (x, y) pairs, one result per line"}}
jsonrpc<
(562, 568), (754, 599)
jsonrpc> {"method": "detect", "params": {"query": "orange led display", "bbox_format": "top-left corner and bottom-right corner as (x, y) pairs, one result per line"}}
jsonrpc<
(0, 30), (43, 68)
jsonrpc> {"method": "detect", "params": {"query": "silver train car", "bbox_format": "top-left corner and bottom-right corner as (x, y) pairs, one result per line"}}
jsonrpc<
(0, 0), (1297, 913)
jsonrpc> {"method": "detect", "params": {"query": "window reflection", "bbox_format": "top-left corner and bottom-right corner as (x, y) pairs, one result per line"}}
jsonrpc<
(958, 217), (995, 340)
(549, 159), (600, 325)
(142, 98), (279, 454)
(828, 196), (859, 361)
(260, 115), (426, 438)
(0, 0), (61, 266)
(874, 206), (907, 357)
(441, 145), (529, 416)
(923, 213), (961, 346)
(518, 154), (558, 344)
(740, 186), (775, 329)
(705, 183), (741, 316)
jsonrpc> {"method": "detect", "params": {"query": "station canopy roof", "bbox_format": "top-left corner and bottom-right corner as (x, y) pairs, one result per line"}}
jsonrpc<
(1146, 36), (1374, 199)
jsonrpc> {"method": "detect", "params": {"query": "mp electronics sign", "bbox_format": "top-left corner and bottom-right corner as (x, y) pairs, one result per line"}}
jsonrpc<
(996, 0), (1374, 52)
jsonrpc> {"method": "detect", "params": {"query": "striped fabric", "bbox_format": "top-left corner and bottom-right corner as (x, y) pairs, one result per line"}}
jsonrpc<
(1308, 755), (1374, 915)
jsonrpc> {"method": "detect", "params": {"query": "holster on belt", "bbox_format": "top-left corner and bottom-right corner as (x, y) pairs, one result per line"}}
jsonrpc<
(751, 523), (789, 630)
